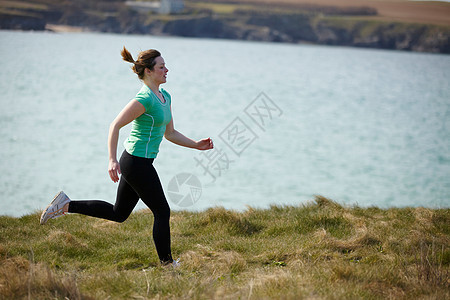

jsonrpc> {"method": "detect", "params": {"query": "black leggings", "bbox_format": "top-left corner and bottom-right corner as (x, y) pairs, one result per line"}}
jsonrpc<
(68, 150), (172, 263)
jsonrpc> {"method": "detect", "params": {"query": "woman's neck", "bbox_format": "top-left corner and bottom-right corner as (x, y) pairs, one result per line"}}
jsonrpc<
(144, 78), (160, 95)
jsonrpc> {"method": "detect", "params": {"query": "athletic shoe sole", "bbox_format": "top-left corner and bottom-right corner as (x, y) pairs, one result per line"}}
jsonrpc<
(40, 191), (70, 225)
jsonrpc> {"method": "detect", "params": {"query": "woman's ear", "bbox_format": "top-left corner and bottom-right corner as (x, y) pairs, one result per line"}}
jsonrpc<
(145, 68), (152, 76)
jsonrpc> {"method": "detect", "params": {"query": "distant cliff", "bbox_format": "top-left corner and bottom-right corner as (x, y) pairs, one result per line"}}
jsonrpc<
(1, 0), (449, 54)
(0, 12), (46, 31)
(139, 13), (450, 53)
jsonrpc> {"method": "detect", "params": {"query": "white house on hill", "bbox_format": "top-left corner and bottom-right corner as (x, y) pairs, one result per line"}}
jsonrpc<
(160, 0), (184, 14)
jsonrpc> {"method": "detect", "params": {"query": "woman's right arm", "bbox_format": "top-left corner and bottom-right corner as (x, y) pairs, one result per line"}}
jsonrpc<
(108, 100), (145, 182)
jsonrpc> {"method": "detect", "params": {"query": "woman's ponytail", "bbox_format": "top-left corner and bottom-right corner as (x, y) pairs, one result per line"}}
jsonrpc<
(121, 46), (135, 64)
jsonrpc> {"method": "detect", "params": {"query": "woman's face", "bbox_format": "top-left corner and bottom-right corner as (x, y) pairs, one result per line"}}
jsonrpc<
(148, 56), (168, 84)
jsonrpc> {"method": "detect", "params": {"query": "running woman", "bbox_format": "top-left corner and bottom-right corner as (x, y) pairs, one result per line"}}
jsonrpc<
(40, 47), (213, 266)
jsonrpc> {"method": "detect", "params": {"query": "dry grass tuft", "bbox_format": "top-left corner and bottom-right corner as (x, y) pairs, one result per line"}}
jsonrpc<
(414, 207), (434, 230)
(200, 207), (264, 236)
(0, 256), (92, 300)
(327, 223), (381, 253)
(415, 242), (449, 287)
(181, 244), (247, 274)
(92, 219), (120, 230)
(46, 230), (88, 249)
(314, 195), (343, 210)
(248, 269), (300, 298)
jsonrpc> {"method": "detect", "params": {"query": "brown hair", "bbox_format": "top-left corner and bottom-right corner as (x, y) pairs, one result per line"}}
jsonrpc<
(121, 46), (161, 80)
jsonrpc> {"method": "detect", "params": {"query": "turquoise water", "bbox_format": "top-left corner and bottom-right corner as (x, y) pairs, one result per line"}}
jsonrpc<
(0, 30), (449, 216)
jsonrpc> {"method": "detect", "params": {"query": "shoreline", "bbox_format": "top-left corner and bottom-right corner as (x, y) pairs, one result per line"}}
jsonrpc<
(45, 24), (85, 33)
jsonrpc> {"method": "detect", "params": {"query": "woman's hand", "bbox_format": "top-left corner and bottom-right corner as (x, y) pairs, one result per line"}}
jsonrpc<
(108, 159), (121, 183)
(196, 138), (214, 150)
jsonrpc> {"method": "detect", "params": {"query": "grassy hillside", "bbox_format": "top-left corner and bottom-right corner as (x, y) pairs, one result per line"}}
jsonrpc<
(206, 0), (450, 26)
(0, 196), (448, 299)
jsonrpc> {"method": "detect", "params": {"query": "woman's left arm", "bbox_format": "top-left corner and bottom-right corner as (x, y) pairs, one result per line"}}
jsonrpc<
(164, 116), (213, 151)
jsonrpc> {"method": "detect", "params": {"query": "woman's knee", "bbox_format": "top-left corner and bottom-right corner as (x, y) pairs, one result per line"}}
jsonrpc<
(112, 210), (131, 223)
(114, 216), (128, 223)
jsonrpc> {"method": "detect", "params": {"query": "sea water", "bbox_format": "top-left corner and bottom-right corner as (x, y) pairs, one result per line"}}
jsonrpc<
(0, 30), (449, 217)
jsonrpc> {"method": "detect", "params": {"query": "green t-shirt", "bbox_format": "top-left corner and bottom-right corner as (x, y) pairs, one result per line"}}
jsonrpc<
(124, 85), (172, 158)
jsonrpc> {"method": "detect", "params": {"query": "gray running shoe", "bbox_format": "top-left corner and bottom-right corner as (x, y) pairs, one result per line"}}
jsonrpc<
(172, 258), (181, 268)
(40, 191), (71, 225)
(161, 258), (180, 269)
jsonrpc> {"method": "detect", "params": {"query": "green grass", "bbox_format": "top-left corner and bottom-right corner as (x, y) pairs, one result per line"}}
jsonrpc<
(0, 0), (48, 11)
(187, 2), (242, 14)
(1, 196), (448, 299)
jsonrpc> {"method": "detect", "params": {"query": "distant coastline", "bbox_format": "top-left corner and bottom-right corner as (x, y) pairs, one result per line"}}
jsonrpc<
(1, 0), (449, 53)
